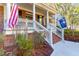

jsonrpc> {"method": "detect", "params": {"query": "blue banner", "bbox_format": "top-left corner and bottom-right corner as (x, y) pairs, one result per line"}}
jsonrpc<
(58, 17), (67, 29)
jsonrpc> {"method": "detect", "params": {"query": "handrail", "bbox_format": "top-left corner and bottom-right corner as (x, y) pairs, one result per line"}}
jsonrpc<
(34, 21), (52, 44)
(49, 23), (62, 32)
(49, 23), (62, 38)
(35, 21), (49, 32)
(26, 20), (34, 30)
(27, 20), (34, 23)
(26, 20), (49, 32)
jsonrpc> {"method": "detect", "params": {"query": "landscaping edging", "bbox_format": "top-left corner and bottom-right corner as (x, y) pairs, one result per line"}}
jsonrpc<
(64, 34), (79, 42)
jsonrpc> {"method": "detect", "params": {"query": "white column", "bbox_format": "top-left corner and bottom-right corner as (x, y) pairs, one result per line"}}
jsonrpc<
(50, 27), (53, 45)
(5, 3), (11, 34)
(47, 11), (49, 29)
(55, 16), (57, 32)
(7, 3), (11, 22)
(47, 11), (53, 45)
(33, 3), (36, 30)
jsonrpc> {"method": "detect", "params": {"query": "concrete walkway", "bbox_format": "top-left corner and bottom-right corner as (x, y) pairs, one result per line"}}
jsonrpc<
(51, 41), (79, 56)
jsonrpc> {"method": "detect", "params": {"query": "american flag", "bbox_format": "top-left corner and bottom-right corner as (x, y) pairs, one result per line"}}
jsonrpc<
(8, 4), (18, 28)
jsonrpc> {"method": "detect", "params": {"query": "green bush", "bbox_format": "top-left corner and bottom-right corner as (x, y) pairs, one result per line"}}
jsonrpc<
(56, 25), (61, 29)
(64, 29), (72, 34)
(64, 29), (79, 35)
(0, 48), (5, 56)
(16, 34), (33, 56)
(0, 34), (3, 44)
(32, 31), (45, 49)
(74, 31), (79, 35)
(16, 34), (33, 50)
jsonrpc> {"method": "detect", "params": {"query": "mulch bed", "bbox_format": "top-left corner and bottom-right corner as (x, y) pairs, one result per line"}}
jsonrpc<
(16, 41), (54, 56)
(65, 34), (79, 42)
(29, 32), (54, 56)
(33, 41), (54, 56)
(2, 33), (54, 56)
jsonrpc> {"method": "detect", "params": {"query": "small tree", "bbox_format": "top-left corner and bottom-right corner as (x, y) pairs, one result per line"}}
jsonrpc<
(55, 3), (79, 29)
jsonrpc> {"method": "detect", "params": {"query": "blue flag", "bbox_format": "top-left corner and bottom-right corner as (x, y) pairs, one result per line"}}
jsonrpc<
(58, 17), (67, 29)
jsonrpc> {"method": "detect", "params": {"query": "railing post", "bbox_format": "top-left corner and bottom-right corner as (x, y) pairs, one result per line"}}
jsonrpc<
(62, 29), (64, 42)
(50, 27), (53, 46)
(47, 11), (49, 29)
(33, 3), (36, 30)
(47, 11), (53, 46)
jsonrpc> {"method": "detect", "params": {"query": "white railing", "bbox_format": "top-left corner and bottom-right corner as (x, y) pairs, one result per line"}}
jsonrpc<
(26, 20), (35, 33)
(49, 23), (62, 39)
(34, 21), (52, 44)
(35, 21), (49, 32)
(26, 20), (52, 44)
(26, 20), (34, 30)
(4, 19), (63, 45)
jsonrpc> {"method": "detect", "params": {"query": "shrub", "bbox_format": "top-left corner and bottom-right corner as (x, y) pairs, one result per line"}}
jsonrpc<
(64, 29), (79, 35)
(56, 25), (61, 29)
(32, 31), (45, 49)
(16, 34), (33, 56)
(0, 33), (3, 44)
(16, 34), (33, 50)
(0, 48), (5, 56)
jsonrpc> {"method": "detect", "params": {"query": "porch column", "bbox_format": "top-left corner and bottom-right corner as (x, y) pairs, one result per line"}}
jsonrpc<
(33, 3), (36, 30)
(47, 11), (53, 45)
(6, 3), (11, 23)
(49, 27), (53, 45)
(5, 3), (11, 34)
(47, 11), (49, 29)
(55, 15), (57, 32)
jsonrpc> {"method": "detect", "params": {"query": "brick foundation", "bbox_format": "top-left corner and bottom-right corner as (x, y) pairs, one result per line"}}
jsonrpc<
(4, 35), (17, 56)
(53, 33), (61, 44)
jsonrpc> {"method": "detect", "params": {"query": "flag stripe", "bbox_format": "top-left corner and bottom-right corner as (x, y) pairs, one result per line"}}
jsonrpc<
(8, 4), (15, 28)
(10, 5), (17, 27)
(12, 6), (18, 25)
(13, 15), (18, 27)
(11, 5), (18, 27)
(12, 9), (18, 25)
(8, 4), (18, 28)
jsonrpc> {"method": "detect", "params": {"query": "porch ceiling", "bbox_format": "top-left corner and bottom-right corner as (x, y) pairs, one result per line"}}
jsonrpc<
(35, 3), (57, 15)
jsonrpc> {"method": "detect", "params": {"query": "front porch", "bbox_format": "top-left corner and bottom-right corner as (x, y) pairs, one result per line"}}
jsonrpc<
(0, 3), (56, 56)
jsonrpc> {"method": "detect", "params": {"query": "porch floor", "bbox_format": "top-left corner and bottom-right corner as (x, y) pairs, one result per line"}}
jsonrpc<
(51, 40), (79, 56)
